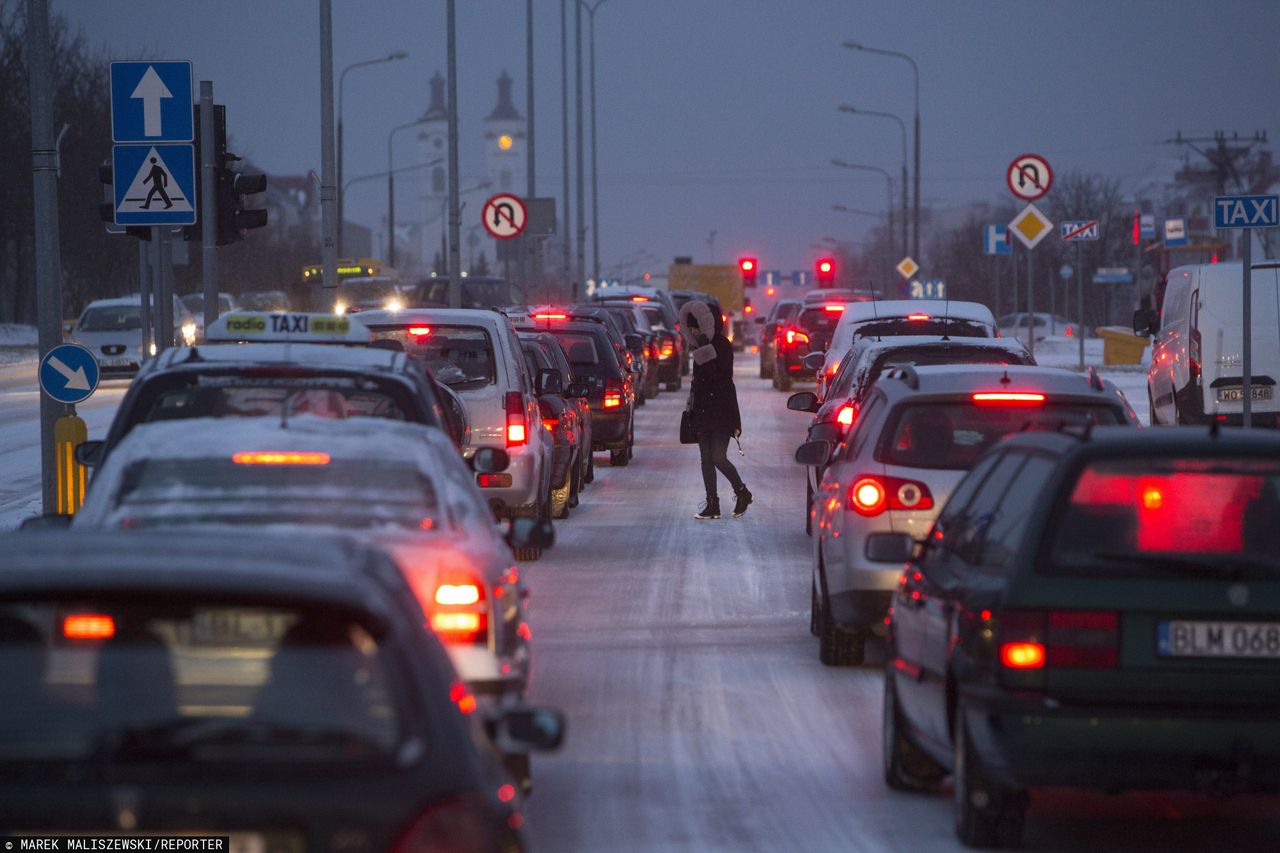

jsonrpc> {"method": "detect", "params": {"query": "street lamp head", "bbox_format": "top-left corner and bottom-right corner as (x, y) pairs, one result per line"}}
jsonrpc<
(389, 50), (409, 60)
(842, 41), (862, 50)
(838, 104), (856, 114)
(831, 159), (848, 168)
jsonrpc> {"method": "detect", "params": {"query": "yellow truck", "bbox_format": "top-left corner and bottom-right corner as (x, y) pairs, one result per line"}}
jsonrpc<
(667, 261), (746, 349)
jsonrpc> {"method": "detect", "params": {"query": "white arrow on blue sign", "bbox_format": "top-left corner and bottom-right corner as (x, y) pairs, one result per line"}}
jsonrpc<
(983, 224), (1011, 256)
(762, 270), (782, 287)
(39, 344), (100, 404)
(791, 271), (810, 287)
(1060, 220), (1099, 241)
(1214, 195), (1280, 230)
(110, 61), (194, 143)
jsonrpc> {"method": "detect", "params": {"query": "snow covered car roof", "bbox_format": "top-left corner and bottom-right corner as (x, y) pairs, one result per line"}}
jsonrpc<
(147, 341), (411, 373)
(834, 299), (996, 328)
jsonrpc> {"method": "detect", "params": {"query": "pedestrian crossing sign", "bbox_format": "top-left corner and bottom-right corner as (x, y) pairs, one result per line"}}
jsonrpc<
(112, 143), (196, 226)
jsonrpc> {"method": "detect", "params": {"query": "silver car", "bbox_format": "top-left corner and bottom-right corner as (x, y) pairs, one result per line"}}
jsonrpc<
(70, 294), (196, 376)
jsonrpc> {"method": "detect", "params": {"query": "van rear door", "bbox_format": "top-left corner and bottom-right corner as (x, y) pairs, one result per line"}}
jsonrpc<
(1197, 265), (1280, 419)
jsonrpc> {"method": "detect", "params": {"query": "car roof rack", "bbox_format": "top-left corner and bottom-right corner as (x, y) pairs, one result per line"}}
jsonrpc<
(884, 363), (919, 390)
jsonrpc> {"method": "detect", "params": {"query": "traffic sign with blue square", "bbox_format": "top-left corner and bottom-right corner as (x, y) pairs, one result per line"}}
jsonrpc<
(983, 224), (1011, 255)
(791, 271), (810, 287)
(40, 344), (100, 404)
(110, 61), (194, 143)
(112, 144), (197, 226)
(1215, 195), (1280, 230)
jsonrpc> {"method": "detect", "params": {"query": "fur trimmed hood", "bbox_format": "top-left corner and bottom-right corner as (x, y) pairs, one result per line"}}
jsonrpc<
(678, 299), (720, 341)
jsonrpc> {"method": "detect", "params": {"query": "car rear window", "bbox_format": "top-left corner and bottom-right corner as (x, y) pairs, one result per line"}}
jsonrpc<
(146, 378), (408, 422)
(111, 457), (440, 531)
(877, 400), (1123, 470)
(371, 324), (496, 390)
(0, 600), (404, 763)
(553, 332), (600, 366)
(79, 306), (141, 332)
(855, 318), (991, 339)
(1048, 456), (1280, 577)
(870, 346), (1030, 380)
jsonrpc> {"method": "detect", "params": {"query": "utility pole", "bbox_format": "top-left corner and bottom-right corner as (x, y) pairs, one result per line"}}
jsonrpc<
(318, 0), (338, 306)
(586, 0), (609, 284)
(26, 0), (63, 513)
(574, 0), (586, 293)
(446, 0), (463, 306)
(560, 0), (572, 297)
(199, 81), (219, 329)
(524, 0), (536, 289)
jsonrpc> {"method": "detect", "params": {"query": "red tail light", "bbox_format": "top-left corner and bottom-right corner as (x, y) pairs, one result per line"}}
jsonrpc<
(1064, 326), (1073, 337)
(542, 415), (559, 433)
(603, 380), (622, 408)
(63, 614), (115, 640)
(784, 328), (810, 347)
(449, 681), (478, 716)
(824, 304), (845, 313)
(998, 609), (1119, 687)
(630, 296), (649, 302)
(392, 796), (499, 853)
(1000, 642), (1046, 669)
(505, 392), (527, 446)
(427, 572), (488, 645)
(907, 313), (930, 321)
(232, 451), (330, 465)
(659, 338), (674, 359)
(407, 326), (431, 337)
(846, 474), (933, 516)
(971, 392), (1045, 406)
(836, 403), (857, 427)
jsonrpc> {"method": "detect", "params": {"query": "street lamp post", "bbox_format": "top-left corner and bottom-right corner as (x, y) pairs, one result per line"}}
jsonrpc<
(843, 42), (919, 261)
(387, 118), (431, 267)
(838, 105), (908, 262)
(831, 158), (896, 260)
(584, 0), (610, 284)
(338, 50), (408, 257)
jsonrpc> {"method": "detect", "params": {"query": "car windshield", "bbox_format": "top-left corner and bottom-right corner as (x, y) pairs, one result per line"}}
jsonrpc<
(79, 305), (141, 332)
(336, 278), (399, 305)
(0, 601), (403, 764)
(1049, 457), (1280, 577)
(371, 325), (496, 390)
(855, 318), (991, 339)
(877, 400), (1123, 470)
(411, 279), (518, 309)
(110, 457), (439, 531)
(145, 379), (408, 422)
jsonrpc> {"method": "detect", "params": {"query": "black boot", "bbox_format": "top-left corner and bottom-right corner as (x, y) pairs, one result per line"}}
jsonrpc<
(694, 497), (720, 520)
(732, 485), (753, 518)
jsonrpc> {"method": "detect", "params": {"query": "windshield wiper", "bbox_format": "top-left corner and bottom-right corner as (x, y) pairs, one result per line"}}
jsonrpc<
(1085, 551), (1277, 580)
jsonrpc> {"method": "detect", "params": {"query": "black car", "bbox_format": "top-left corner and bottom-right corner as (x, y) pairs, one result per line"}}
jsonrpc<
(759, 299), (800, 379)
(519, 330), (592, 517)
(591, 287), (684, 389)
(774, 299), (844, 391)
(0, 530), (563, 849)
(545, 319), (636, 467)
(883, 427), (1280, 847)
(598, 302), (661, 401)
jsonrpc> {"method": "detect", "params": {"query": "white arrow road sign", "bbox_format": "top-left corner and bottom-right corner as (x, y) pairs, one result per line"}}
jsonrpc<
(48, 356), (90, 391)
(131, 66), (173, 138)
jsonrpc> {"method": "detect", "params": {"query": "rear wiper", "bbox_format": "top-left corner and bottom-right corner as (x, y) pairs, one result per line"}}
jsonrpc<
(1086, 551), (1276, 580)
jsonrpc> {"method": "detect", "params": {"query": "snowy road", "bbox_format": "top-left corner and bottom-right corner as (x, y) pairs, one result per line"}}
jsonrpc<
(522, 360), (1279, 852)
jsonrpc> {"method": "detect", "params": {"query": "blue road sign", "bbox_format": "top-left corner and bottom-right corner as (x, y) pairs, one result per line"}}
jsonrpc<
(1060, 220), (1099, 241)
(762, 270), (782, 287)
(1092, 268), (1133, 284)
(113, 144), (197, 226)
(1163, 217), (1188, 247)
(40, 344), (100, 404)
(110, 61), (194, 143)
(1215, 195), (1280, 230)
(791, 270), (810, 287)
(910, 279), (946, 299)
(1139, 214), (1156, 239)
(983, 224), (1011, 256)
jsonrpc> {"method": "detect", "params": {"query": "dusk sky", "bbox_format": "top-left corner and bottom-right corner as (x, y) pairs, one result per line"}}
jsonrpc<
(61, 0), (1279, 277)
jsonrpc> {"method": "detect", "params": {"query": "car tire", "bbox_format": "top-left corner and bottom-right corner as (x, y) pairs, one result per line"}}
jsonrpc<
(883, 669), (945, 792)
(1148, 389), (1160, 427)
(666, 376), (682, 392)
(809, 577), (820, 637)
(760, 354), (771, 379)
(816, 580), (866, 666)
(610, 448), (629, 467)
(551, 469), (572, 519)
(568, 456), (581, 508)
(778, 373), (793, 392)
(953, 701), (1027, 849)
(584, 452), (595, 484)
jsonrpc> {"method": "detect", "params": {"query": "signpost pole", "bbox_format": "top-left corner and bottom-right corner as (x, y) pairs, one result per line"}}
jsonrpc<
(199, 81), (219, 330)
(318, 0), (338, 310)
(155, 226), (173, 351)
(1076, 242), (1084, 371)
(1243, 229), (1252, 428)
(139, 241), (153, 357)
(1026, 243), (1035, 361)
(992, 254), (1000, 319)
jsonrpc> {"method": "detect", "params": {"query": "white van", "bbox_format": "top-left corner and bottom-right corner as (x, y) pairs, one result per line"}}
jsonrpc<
(1141, 261), (1280, 426)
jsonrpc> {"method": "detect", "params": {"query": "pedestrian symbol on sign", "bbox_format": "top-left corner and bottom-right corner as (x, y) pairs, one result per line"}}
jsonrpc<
(143, 157), (173, 209)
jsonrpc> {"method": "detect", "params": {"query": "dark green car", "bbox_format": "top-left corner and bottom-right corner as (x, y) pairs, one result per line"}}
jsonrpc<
(882, 426), (1280, 848)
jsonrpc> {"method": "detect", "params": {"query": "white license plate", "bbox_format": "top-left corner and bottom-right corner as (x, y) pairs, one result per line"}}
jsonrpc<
(98, 357), (135, 368)
(1157, 620), (1280, 659)
(1216, 385), (1273, 403)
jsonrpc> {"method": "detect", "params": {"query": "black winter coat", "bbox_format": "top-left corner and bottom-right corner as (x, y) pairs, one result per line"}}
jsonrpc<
(689, 333), (741, 436)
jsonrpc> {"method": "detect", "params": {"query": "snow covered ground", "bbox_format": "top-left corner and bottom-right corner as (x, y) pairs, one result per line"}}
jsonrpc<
(0, 324), (37, 367)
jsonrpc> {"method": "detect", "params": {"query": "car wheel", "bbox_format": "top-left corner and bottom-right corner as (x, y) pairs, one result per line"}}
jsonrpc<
(953, 701), (1027, 848)
(760, 354), (771, 379)
(568, 456), (581, 508)
(816, 580), (866, 666)
(666, 375), (682, 392)
(883, 669), (945, 792)
(584, 452), (595, 484)
(610, 448), (630, 467)
(778, 372), (793, 392)
(551, 469), (572, 519)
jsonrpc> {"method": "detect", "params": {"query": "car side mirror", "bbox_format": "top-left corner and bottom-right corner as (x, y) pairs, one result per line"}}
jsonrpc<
(471, 447), (511, 474)
(508, 516), (555, 550)
(624, 333), (643, 351)
(865, 532), (916, 563)
(803, 352), (827, 371)
(19, 513), (73, 531)
(787, 391), (820, 413)
(566, 382), (590, 399)
(535, 368), (563, 396)
(495, 705), (566, 753)
(808, 422), (842, 443)
(794, 440), (831, 467)
(74, 440), (104, 468)
(1132, 307), (1159, 337)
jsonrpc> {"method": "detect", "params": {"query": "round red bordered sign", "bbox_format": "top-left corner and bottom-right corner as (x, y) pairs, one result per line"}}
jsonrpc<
(482, 193), (527, 240)
(1006, 154), (1053, 202)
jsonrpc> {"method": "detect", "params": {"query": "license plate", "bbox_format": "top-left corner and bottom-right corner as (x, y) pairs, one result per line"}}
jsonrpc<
(1157, 620), (1280, 659)
(98, 357), (135, 368)
(1216, 385), (1273, 403)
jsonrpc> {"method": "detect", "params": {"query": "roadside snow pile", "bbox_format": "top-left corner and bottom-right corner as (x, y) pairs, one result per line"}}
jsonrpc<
(0, 324), (37, 346)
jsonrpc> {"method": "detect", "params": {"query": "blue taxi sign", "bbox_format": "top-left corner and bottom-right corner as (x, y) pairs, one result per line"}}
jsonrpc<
(1214, 195), (1280, 230)
(40, 344), (100, 404)
(204, 313), (372, 344)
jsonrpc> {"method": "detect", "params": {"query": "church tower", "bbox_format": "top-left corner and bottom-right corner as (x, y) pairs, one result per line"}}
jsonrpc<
(484, 71), (524, 194)
(418, 72), (449, 271)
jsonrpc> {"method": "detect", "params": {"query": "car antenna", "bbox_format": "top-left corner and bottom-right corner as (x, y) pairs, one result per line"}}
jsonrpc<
(870, 297), (881, 341)
(1000, 369), (1011, 386)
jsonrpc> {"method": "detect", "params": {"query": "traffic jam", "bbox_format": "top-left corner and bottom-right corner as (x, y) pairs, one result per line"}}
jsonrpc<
(8, 4), (1280, 850)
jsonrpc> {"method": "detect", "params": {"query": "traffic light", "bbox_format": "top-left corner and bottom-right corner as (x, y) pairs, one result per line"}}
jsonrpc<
(738, 257), (757, 287)
(183, 104), (268, 246)
(816, 257), (835, 288)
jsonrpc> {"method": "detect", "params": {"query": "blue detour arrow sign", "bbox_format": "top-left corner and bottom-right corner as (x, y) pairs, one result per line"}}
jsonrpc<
(40, 344), (100, 404)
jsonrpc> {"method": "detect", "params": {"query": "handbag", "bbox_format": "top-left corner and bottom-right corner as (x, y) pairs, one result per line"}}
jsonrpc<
(679, 410), (697, 444)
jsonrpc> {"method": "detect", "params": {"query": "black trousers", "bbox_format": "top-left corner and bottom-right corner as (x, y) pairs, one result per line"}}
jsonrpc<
(698, 430), (744, 500)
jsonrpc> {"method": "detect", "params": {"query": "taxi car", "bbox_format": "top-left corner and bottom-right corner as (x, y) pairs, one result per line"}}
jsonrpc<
(0, 530), (562, 848)
(798, 364), (1140, 666)
(76, 312), (462, 469)
(882, 427), (1280, 847)
(73, 416), (554, 703)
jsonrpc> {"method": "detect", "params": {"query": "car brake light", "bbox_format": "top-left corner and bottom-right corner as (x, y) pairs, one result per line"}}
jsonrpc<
(997, 609), (1118, 687)
(846, 474), (933, 515)
(428, 572), (488, 645)
(63, 614), (115, 640)
(824, 304), (845, 313)
(232, 451), (330, 465)
(505, 392), (527, 446)
(971, 392), (1046, 406)
(391, 796), (497, 853)
(659, 338), (674, 359)
(604, 380), (622, 408)
(1064, 326), (1073, 337)
(449, 681), (478, 716)
(542, 414), (559, 433)
(836, 403), (857, 427)
(784, 328), (810, 346)
(476, 473), (513, 488)
(407, 326), (431, 336)
(631, 296), (649, 302)
(534, 312), (567, 320)
(1000, 642), (1045, 669)
(907, 313), (930, 321)
(435, 583), (481, 606)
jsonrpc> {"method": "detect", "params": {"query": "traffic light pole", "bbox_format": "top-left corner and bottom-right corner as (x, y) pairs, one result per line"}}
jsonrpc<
(446, 0), (463, 308)
(199, 81), (219, 329)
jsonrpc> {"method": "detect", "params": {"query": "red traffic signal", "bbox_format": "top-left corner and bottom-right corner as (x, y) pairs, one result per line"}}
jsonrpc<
(816, 257), (835, 287)
(738, 257), (758, 287)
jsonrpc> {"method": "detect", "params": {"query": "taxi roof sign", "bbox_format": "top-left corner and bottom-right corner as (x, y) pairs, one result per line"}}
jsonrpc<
(204, 312), (372, 344)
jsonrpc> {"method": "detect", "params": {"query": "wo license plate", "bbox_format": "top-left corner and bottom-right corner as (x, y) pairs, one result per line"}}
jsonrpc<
(1216, 385), (1273, 403)
(1157, 620), (1280, 659)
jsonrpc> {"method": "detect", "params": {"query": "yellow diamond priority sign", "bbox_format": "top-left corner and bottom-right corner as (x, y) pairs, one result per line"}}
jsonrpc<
(896, 256), (919, 279)
(1009, 203), (1053, 249)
